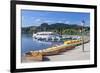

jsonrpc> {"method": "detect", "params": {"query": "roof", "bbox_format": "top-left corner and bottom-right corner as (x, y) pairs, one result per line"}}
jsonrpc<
(36, 32), (54, 34)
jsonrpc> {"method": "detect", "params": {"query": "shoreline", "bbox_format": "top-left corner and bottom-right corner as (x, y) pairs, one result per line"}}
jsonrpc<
(21, 42), (90, 63)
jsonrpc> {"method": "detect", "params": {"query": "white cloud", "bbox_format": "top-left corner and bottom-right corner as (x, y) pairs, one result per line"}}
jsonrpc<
(44, 20), (52, 23)
(58, 21), (63, 23)
(65, 21), (70, 24)
(35, 18), (41, 22)
(22, 16), (25, 21)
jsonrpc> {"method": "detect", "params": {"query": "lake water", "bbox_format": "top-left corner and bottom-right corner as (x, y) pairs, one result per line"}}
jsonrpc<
(21, 34), (63, 54)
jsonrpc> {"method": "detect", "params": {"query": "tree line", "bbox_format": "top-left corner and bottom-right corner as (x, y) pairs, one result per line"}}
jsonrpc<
(22, 23), (90, 35)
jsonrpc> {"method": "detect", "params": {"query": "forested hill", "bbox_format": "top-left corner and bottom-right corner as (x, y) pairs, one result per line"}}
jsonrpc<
(22, 23), (90, 35)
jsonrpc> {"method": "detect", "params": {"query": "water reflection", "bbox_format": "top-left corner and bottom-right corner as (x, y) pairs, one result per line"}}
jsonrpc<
(21, 34), (63, 54)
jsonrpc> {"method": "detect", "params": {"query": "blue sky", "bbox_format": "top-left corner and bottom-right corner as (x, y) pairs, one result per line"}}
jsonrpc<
(21, 10), (90, 27)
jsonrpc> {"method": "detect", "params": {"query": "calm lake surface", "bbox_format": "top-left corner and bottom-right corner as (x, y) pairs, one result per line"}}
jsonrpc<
(21, 34), (63, 54)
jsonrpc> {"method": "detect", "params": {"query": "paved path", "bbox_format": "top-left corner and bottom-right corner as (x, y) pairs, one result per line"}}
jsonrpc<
(46, 42), (90, 61)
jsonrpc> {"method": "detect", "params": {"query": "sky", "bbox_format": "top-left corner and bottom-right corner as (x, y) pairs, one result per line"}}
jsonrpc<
(21, 9), (90, 27)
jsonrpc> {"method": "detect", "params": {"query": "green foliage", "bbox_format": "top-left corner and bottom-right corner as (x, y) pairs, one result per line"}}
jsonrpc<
(22, 23), (90, 35)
